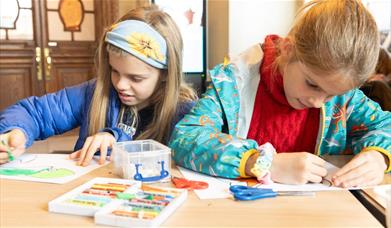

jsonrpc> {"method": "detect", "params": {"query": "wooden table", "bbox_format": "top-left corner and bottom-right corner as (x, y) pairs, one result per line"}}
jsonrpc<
(351, 174), (391, 227)
(0, 162), (383, 227)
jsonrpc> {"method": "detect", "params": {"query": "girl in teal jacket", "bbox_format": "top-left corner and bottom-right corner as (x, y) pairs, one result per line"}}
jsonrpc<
(170, 0), (391, 188)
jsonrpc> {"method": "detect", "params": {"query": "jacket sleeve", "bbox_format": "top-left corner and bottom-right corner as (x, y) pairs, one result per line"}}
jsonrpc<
(346, 89), (391, 172)
(0, 81), (94, 147)
(169, 65), (259, 179)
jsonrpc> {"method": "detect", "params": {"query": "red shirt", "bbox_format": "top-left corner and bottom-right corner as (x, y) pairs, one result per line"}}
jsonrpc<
(247, 35), (320, 153)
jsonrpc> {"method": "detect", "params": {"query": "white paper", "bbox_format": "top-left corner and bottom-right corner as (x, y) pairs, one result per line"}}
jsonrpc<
(0, 154), (107, 184)
(257, 162), (345, 192)
(177, 162), (377, 200)
(177, 166), (246, 199)
(373, 184), (391, 201)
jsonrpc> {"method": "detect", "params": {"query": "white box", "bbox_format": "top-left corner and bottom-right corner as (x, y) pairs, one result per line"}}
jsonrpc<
(94, 185), (187, 227)
(48, 177), (141, 216)
(113, 140), (171, 183)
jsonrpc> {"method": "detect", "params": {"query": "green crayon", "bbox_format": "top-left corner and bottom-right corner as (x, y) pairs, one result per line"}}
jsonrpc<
(1, 139), (14, 161)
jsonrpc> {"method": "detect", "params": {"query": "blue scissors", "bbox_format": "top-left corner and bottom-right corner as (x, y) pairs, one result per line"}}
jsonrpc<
(229, 185), (314, 201)
(229, 185), (277, 201)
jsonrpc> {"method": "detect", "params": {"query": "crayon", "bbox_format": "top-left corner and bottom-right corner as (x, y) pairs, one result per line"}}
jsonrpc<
(83, 188), (117, 197)
(66, 199), (105, 207)
(129, 198), (169, 206)
(112, 210), (157, 219)
(74, 194), (112, 204)
(123, 202), (164, 211)
(1, 139), (14, 161)
(91, 183), (127, 192)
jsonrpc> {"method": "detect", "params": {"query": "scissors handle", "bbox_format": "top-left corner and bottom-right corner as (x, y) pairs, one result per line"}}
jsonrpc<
(230, 185), (277, 201)
(172, 177), (209, 190)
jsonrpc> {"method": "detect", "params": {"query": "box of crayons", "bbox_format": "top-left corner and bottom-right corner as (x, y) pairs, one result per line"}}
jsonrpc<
(48, 177), (141, 216)
(94, 184), (187, 227)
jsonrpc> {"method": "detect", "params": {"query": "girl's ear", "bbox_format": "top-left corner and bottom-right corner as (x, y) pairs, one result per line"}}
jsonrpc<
(280, 37), (294, 60)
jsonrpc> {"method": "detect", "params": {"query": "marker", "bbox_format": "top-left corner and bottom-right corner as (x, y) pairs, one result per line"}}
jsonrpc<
(1, 139), (14, 161)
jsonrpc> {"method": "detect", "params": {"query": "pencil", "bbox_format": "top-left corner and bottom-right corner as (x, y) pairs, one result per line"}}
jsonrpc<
(1, 139), (14, 161)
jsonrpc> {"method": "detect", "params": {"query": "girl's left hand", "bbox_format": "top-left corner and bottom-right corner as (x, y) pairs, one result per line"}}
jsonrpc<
(69, 132), (116, 166)
(332, 150), (388, 188)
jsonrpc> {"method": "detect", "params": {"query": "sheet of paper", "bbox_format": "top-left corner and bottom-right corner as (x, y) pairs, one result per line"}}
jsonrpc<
(373, 184), (391, 201)
(0, 154), (107, 184)
(178, 162), (376, 200)
(177, 166), (246, 199)
(257, 162), (345, 191)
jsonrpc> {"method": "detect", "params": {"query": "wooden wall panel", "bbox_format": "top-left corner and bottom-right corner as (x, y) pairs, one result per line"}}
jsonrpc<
(0, 68), (33, 110)
(56, 66), (94, 88)
(207, 0), (228, 71)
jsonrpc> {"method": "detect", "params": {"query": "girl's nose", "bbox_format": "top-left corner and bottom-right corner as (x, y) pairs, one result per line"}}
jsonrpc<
(116, 76), (130, 90)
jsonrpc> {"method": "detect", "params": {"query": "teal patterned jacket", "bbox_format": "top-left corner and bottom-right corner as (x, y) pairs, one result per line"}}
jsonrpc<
(169, 45), (391, 179)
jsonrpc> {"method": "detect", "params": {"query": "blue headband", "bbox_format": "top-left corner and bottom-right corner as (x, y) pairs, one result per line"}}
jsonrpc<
(105, 20), (167, 69)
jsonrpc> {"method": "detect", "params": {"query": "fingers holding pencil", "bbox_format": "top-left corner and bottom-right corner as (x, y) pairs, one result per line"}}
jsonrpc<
(0, 129), (27, 164)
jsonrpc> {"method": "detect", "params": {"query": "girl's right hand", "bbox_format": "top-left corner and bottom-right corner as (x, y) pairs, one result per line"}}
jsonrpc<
(0, 129), (27, 164)
(69, 132), (116, 167)
(270, 152), (328, 184)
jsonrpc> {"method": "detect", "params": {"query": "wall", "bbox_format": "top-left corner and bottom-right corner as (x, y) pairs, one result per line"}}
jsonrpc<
(207, 0), (229, 69)
(115, 0), (298, 74)
(118, 0), (150, 19)
(228, 0), (298, 56)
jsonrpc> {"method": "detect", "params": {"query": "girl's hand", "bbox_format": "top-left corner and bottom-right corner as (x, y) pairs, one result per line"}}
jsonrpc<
(69, 132), (116, 166)
(0, 129), (27, 164)
(270, 152), (328, 184)
(332, 150), (387, 188)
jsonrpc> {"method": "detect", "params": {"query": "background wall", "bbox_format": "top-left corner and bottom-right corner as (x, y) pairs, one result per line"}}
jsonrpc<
(114, 0), (299, 74)
(118, 0), (150, 18)
(207, 0), (229, 69)
(208, 0), (299, 69)
(228, 0), (298, 56)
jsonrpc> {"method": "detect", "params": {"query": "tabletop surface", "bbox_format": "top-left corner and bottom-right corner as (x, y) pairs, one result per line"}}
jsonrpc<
(0, 161), (384, 227)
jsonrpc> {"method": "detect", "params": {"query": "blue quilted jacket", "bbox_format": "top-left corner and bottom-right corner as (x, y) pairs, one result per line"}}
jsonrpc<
(0, 79), (194, 151)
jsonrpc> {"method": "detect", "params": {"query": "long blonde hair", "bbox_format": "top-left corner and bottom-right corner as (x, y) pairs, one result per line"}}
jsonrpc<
(287, 0), (379, 85)
(88, 5), (196, 143)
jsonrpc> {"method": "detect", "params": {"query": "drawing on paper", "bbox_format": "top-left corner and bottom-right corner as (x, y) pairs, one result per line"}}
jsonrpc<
(0, 154), (105, 184)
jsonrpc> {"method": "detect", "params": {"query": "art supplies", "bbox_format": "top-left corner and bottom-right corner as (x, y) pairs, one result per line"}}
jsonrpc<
(171, 176), (209, 190)
(112, 140), (171, 183)
(49, 177), (187, 227)
(1, 139), (14, 161)
(0, 154), (105, 184)
(49, 177), (141, 216)
(95, 184), (187, 227)
(177, 166), (246, 199)
(229, 185), (314, 201)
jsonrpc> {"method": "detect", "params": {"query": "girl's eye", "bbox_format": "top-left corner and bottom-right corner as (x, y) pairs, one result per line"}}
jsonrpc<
(306, 80), (319, 89)
(131, 78), (143, 83)
(111, 69), (119, 75)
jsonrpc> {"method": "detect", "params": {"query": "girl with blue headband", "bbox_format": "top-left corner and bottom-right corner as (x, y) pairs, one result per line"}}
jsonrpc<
(0, 5), (196, 166)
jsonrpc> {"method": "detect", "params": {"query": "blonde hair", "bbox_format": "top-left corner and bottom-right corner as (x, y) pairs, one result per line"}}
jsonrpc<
(287, 0), (379, 85)
(89, 5), (196, 143)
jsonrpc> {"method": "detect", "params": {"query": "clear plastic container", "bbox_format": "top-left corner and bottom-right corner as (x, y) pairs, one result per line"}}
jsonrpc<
(112, 140), (171, 183)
